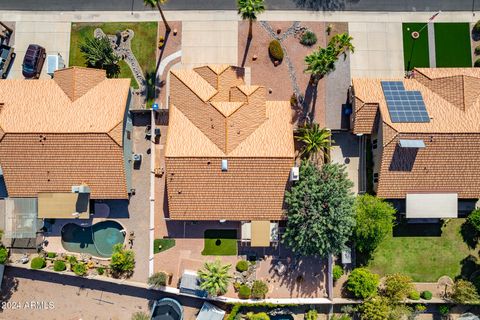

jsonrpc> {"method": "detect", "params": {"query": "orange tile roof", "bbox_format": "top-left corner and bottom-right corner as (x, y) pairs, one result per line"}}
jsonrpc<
(0, 67), (130, 199)
(165, 65), (294, 220)
(353, 68), (480, 199)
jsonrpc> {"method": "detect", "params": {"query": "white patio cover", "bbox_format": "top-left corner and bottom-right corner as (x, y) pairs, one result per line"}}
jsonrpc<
(406, 193), (458, 218)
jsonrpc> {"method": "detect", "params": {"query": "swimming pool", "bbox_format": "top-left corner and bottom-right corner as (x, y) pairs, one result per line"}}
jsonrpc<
(61, 220), (125, 258)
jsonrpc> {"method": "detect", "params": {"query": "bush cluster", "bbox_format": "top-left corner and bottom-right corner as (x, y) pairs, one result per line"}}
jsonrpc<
(268, 40), (284, 61)
(474, 20), (480, 34)
(475, 58), (480, 67)
(251, 280), (268, 299)
(72, 262), (87, 276)
(346, 268), (379, 299)
(236, 260), (249, 272)
(300, 31), (317, 46)
(305, 309), (318, 320)
(148, 272), (168, 287)
(0, 247), (8, 264)
(475, 45), (480, 56)
(47, 252), (57, 259)
(332, 265), (343, 282)
(409, 291), (420, 300)
(53, 260), (66, 272)
(31, 257), (46, 270)
(97, 267), (105, 275)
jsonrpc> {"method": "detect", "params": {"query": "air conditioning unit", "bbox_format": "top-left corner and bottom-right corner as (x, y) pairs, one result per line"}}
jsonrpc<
(290, 167), (299, 181)
(133, 153), (142, 162)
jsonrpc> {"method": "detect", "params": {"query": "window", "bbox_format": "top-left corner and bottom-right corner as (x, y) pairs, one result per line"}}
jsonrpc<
(372, 139), (378, 149)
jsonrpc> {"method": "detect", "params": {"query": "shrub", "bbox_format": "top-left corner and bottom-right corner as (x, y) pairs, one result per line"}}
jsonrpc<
(67, 255), (78, 265)
(238, 284), (251, 299)
(131, 311), (150, 320)
(110, 243), (135, 276)
(251, 280), (268, 299)
(439, 305), (449, 316)
(468, 208), (480, 232)
(383, 273), (414, 301)
(300, 31), (317, 46)
(148, 272), (167, 287)
(421, 290), (432, 300)
(268, 40), (284, 61)
(47, 252), (57, 259)
(475, 58), (480, 67)
(246, 312), (270, 320)
(409, 290), (420, 300)
(451, 279), (480, 303)
(53, 260), (66, 272)
(0, 247), (8, 264)
(30, 257), (46, 269)
(236, 260), (249, 272)
(97, 267), (105, 275)
(474, 20), (480, 34)
(305, 309), (318, 320)
(333, 265), (343, 282)
(346, 268), (379, 299)
(72, 262), (87, 276)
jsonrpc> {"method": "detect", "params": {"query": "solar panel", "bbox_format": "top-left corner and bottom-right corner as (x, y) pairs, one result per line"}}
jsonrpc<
(381, 81), (430, 123)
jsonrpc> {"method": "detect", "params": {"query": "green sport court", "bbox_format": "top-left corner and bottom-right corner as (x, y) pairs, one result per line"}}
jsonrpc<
(403, 22), (472, 70)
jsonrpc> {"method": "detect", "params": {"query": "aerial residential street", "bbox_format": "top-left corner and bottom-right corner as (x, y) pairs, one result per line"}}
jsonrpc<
(0, 0), (478, 11)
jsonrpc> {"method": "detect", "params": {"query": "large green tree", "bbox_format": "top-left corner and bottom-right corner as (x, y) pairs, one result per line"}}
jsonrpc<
(80, 36), (120, 78)
(144, 0), (171, 32)
(354, 194), (396, 255)
(237, 0), (265, 38)
(198, 260), (232, 297)
(295, 123), (332, 164)
(283, 161), (355, 257)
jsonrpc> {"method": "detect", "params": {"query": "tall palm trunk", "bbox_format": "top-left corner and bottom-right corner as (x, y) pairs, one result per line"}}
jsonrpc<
(156, 2), (171, 32)
(248, 19), (253, 38)
(0, 22), (12, 35)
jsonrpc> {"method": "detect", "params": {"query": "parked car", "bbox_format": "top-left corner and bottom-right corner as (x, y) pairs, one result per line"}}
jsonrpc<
(0, 44), (15, 79)
(22, 44), (46, 79)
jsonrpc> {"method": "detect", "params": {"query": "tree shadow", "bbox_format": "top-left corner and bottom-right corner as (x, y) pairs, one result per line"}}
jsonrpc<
(294, 0), (346, 11)
(302, 78), (319, 123)
(240, 36), (252, 68)
(472, 28), (480, 42)
(155, 29), (171, 75)
(461, 221), (479, 250)
(459, 255), (480, 280)
(0, 273), (19, 311)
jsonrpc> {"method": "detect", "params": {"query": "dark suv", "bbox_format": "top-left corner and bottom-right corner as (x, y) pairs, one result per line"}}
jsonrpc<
(22, 44), (46, 79)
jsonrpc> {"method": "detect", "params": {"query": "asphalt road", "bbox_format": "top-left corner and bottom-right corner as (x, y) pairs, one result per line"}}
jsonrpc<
(0, 0), (478, 12)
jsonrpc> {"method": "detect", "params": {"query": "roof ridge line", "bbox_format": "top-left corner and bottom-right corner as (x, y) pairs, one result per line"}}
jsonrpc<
(172, 71), (217, 103)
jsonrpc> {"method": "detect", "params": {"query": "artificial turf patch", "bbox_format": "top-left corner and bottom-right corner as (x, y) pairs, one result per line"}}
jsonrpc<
(434, 23), (472, 67)
(402, 23), (430, 70)
(201, 229), (238, 256)
(153, 238), (176, 254)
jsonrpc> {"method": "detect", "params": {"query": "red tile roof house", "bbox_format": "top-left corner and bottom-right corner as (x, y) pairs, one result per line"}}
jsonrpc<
(165, 65), (295, 247)
(0, 67), (133, 243)
(351, 68), (480, 219)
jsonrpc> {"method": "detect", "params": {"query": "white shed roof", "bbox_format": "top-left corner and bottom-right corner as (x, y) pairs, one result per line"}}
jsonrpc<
(406, 193), (458, 218)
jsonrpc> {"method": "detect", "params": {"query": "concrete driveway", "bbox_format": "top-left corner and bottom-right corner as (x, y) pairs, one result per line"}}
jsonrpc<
(8, 21), (70, 79)
(331, 131), (360, 194)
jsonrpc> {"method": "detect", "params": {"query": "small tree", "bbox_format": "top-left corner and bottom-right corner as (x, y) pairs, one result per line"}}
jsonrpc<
(144, 0), (170, 32)
(304, 46), (337, 84)
(467, 208), (480, 233)
(346, 268), (379, 299)
(148, 271), (168, 287)
(283, 161), (355, 257)
(237, 0), (265, 39)
(110, 244), (135, 277)
(451, 279), (480, 304)
(198, 260), (232, 297)
(251, 280), (268, 299)
(329, 32), (355, 59)
(358, 296), (390, 320)
(295, 123), (333, 164)
(354, 194), (396, 255)
(80, 36), (120, 78)
(383, 273), (414, 302)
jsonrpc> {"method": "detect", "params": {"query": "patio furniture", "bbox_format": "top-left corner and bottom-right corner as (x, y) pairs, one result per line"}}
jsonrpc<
(274, 261), (286, 276)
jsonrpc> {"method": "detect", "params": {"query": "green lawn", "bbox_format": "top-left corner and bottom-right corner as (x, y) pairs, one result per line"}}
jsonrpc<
(402, 23), (430, 70)
(434, 23), (472, 67)
(368, 219), (479, 282)
(202, 229), (238, 256)
(153, 238), (176, 254)
(69, 22), (158, 90)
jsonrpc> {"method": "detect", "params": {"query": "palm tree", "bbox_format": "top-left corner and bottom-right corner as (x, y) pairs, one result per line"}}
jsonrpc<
(295, 123), (333, 164)
(197, 260), (232, 297)
(80, 36), (120, 78)
(329, 32), (355, 59)
(237, 0), (265, 39)
(304, 46), (337, 84)
(144, 0), (171, 33)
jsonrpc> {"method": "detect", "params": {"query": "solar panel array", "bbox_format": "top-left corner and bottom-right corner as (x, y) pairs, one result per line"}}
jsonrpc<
(381, 81), (430, 123)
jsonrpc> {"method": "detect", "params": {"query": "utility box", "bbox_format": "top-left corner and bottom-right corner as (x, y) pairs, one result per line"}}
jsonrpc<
(47, 54), (65, 76)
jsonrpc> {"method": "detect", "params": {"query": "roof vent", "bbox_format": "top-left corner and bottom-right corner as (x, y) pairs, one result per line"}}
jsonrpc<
(221, 159), (228, 172)
(290, 167), (299, 181)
